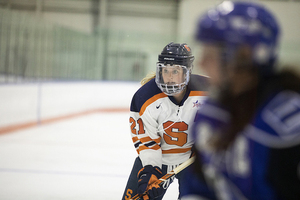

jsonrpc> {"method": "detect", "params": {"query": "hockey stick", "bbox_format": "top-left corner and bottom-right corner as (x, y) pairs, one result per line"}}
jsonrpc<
(130, 156), (195, 200)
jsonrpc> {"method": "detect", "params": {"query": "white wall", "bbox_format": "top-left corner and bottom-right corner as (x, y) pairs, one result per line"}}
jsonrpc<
(43, 12), (93, 34)
(107, 16), (177, 35)
(39, 1), (300, 66)
(0, 81), (140, 128)
(39, 0), (300, 44)
(20, 0), (298, 67)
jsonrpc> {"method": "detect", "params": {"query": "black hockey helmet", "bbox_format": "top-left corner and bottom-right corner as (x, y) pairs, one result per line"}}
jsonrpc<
(158, 42), (195, 68)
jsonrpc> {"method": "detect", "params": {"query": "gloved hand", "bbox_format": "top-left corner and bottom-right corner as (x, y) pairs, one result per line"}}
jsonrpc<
(137, 165), (165, 199)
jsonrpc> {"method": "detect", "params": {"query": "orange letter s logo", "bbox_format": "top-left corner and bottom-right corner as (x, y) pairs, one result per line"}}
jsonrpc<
(125, 189), (133, 200)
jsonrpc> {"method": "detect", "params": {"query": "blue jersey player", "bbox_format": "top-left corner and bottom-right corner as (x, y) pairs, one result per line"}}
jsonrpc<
(121, 42), (209, 200)
(180, 1), (300, 200)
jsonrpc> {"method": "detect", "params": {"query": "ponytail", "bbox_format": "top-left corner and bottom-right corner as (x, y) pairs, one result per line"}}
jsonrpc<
(141, 72), (156, 86)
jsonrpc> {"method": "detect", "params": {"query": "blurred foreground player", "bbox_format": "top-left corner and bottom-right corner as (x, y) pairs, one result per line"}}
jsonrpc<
(122, 42), (209, 200)
(180, 1), (300, 200)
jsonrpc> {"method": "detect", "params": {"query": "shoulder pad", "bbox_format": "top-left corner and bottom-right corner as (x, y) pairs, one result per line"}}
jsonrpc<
(246, 91), (300, 148)
(130, 79), (163, 112)
(262, 91), (300, 139)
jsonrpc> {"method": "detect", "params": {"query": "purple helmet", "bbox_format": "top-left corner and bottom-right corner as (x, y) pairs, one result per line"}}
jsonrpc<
(196, 1), (280, 74)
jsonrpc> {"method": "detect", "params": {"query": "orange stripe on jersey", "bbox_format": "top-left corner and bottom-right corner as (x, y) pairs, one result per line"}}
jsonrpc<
(134, 136), (161, 154)
(162, 147), (192, 154)
(139, 93), (167, 116)
(140, 136), (161, 144)
(154, 137), (161, 144)
(139, 136), (152, 143)
(132, 136), (138, 143)
(189, 91), (208, 96)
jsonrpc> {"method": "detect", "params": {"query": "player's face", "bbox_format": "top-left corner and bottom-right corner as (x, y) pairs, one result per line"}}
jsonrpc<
(198, 44), (223, 87)
(161, 64), (184, 85)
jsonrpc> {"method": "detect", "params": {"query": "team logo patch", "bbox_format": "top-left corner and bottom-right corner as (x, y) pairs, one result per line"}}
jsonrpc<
(193, 100), (202, 108)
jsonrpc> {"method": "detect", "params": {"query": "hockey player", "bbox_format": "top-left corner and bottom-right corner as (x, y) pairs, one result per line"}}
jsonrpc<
(180, 1), (300, 200)
(122, 42), (209, 200)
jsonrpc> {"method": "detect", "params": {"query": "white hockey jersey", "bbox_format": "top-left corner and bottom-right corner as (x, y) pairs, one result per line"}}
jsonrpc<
(129, 74), (209, 168)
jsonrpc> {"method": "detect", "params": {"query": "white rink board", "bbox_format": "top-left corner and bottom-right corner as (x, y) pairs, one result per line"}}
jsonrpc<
(0, 81), (140, 128)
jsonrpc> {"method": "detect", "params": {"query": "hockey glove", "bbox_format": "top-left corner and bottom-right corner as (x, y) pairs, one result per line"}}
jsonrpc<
(137, 165), (165, 199)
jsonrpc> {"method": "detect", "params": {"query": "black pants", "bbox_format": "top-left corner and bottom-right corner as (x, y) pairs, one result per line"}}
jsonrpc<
(121, 157), (178, 200)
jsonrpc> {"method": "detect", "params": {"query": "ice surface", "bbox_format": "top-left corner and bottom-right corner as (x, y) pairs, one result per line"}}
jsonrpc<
(0, 112), (179, 199)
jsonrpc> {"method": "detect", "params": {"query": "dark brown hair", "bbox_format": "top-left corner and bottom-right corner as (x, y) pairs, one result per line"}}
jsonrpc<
(213, 67), (300, 150)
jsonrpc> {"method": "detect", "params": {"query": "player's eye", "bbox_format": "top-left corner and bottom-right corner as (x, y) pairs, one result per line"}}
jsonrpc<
(172, 70), (179, 74)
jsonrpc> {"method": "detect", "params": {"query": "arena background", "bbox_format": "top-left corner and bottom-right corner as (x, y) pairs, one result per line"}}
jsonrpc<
(1, 0), (300, 84)
(0, 0), (299, 199)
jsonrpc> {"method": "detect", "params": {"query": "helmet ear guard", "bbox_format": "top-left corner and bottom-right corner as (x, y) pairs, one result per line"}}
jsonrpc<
(156, 42), (194, 96)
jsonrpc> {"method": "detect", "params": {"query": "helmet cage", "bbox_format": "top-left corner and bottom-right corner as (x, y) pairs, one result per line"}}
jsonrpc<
(155, 63), (190, 96)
